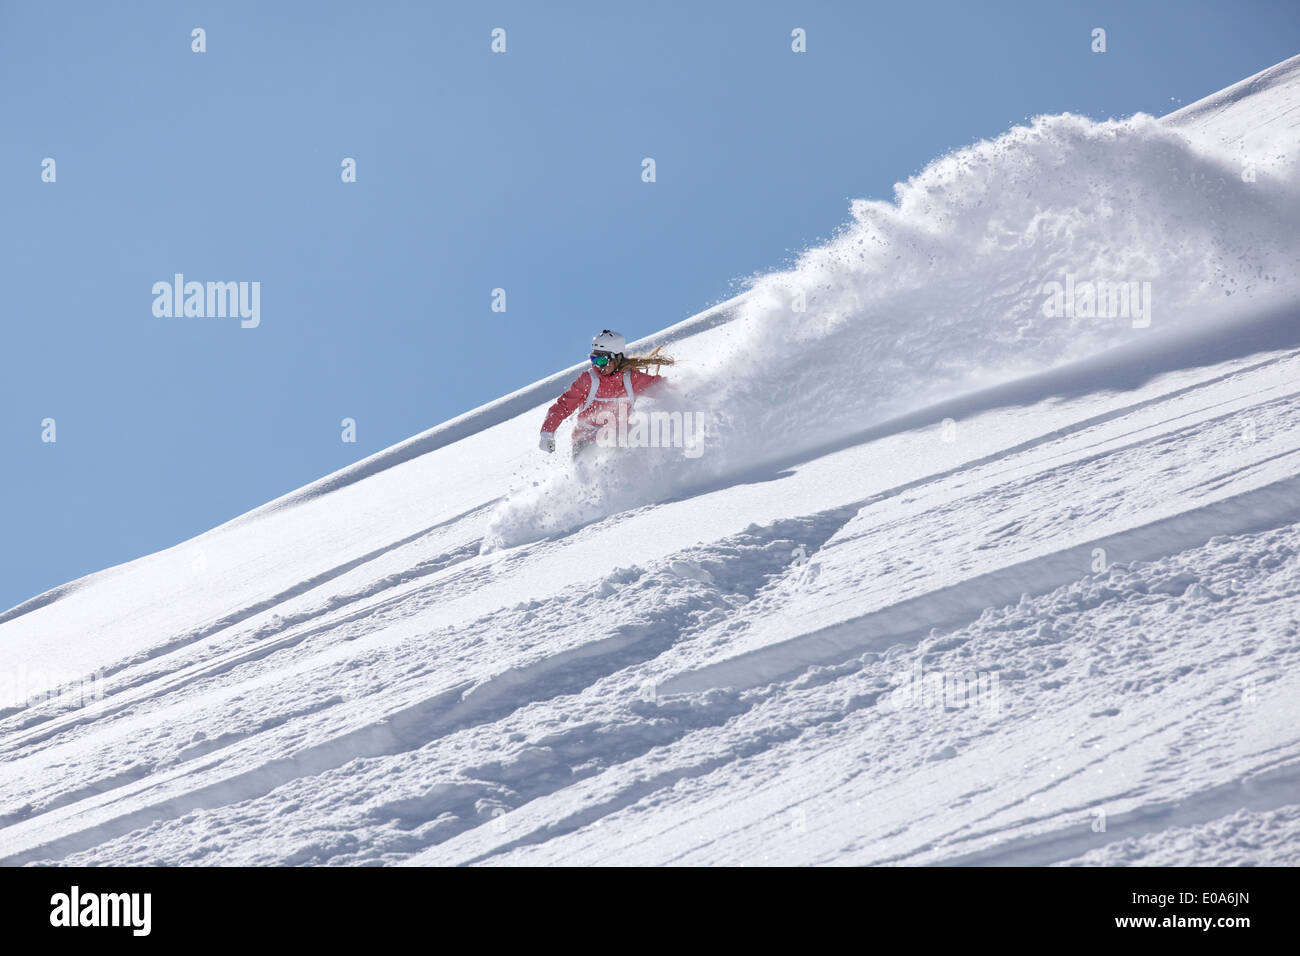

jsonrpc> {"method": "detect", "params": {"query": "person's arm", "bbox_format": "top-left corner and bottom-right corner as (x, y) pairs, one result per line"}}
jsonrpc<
(629, 367), (664, 396)
(539, 373), (591, 451)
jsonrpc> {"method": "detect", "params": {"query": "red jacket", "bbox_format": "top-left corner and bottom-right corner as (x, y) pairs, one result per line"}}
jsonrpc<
(542, 366), (662, 436)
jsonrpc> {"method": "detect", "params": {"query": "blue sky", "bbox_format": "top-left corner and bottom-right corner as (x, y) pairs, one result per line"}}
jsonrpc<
(2, 0), (1296, 612)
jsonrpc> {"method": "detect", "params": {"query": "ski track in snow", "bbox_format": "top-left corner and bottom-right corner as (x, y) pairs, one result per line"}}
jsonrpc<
(2, 56), (1300, 867)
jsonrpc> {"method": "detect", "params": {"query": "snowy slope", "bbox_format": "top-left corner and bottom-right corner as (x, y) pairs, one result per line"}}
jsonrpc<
(2, 56), (1299, 867)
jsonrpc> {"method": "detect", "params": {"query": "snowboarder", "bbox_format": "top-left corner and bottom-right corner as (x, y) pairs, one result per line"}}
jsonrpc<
(539, 330), (673, 455)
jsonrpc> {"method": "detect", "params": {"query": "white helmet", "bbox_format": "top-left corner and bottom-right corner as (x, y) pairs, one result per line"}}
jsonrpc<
(591, 329), (626, 356)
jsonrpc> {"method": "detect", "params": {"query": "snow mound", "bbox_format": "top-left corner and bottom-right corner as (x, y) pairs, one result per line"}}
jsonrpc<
(699, 112), (1299, 459)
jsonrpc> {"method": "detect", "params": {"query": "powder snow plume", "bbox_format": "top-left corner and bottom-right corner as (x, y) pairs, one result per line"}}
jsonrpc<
(483, 111), (1300, 551)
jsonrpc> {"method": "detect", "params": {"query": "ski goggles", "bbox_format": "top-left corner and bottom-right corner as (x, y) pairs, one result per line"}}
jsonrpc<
(589, 352), (612, 368)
